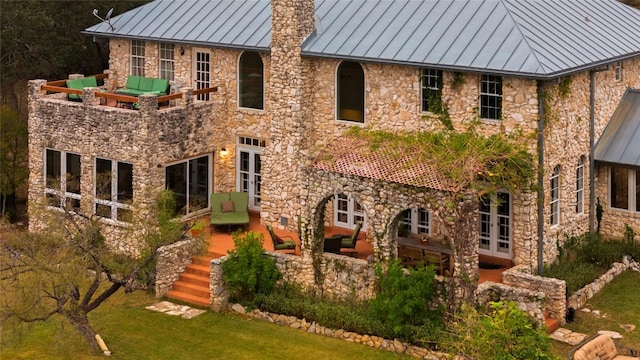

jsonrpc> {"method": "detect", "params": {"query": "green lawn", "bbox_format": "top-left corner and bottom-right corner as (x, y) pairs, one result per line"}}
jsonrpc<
(1, 289), (412, 360)
(551, 270), (640, 357)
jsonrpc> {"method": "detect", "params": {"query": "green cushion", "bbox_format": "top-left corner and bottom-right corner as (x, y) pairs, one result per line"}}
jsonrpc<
(66, 78), (84, 90)
(125, 76), (141, 89)
(142, 91), (162, 96)
(152, 78), (169, 94)
(82, 77), (98, 88)
(115, 88), (143, 96)
(138, 77), (154, 92)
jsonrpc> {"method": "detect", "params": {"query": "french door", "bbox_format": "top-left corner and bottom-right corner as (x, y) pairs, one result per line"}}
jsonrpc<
(165, 155), (211, 216)
(237, 148), (261, 211)
(478, 191), (512, 259)
(334, 194), (365, 230)
(193, 48), (211, 101)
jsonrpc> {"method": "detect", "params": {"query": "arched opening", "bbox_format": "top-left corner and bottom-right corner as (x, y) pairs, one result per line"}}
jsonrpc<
(336, 61), (364, 123)
(238, 51), (264, 109)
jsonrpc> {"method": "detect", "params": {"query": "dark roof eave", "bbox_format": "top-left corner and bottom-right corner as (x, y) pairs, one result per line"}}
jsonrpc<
(300, 51), (640, 80)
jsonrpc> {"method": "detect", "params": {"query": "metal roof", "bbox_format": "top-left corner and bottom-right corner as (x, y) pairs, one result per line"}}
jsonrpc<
(595, 89), (640, 167)
(84, 0), (640, 78)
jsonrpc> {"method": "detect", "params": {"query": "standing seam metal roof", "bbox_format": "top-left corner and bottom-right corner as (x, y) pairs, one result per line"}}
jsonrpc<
(83, 0), (640, 78)
(594, 89), (640, 167)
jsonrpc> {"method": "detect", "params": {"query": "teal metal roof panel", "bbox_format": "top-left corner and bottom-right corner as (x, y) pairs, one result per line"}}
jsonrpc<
(595, 89), (640, 167)
(84, 0), (640, 77)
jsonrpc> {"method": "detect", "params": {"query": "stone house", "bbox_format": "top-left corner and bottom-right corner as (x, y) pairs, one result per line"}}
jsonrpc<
(28, 0), (640, 294)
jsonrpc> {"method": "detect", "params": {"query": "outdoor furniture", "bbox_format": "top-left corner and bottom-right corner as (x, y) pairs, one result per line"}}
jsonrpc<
(397, 237), (454, 276)
(569, 334), (638, 360)
(340, 223), (362, 249)
(267, 225), (296, 252)
(66, 77), (98, 101)
(210, 192), (250, 231)
(115, 76), (169, 97)
(323, 235), (342, 254)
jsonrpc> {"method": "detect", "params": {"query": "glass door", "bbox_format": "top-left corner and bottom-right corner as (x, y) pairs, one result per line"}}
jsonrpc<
(478, 191), (512, 259)
(237, 148), (262, 211)
(193, 49), (211, 101)
(334, 193), (365, 230)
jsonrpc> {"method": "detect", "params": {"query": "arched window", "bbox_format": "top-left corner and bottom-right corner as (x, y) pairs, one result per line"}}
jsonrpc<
(336, 61), (364, 123)
(550, 165), (561, 226)
(576, 156), (585, 214)
(238, 51), (264, 110)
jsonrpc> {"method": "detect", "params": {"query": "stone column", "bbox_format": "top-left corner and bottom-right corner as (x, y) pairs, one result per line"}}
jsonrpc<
(27, 80), (48, 232)
(261, 0), (315, 231)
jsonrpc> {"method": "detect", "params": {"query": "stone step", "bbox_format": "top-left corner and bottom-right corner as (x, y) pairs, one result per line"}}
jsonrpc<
(184, 263), (210, 277)
(191, 256), (213, 267)
(178, 272), (210, 288)
(171, 280), (209, 298)
(165, 290), (210, 308)
(545, 315), (561, 334)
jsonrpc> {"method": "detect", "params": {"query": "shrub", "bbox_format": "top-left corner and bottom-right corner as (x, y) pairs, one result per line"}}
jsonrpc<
(222, 231), (280, 304)
(442, 301), (558, 360)
(370, 259), (442, 337)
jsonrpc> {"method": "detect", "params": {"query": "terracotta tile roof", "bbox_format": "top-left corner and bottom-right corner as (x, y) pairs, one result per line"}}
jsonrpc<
(310, 135), (452, 191)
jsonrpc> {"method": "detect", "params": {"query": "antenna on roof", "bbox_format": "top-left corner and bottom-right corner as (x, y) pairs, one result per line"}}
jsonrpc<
(93, 8), (115, 31)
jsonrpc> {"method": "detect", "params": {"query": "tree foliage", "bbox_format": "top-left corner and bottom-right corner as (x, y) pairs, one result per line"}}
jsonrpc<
(0, 106), (28, 221)
(222, 231), (281, 304)
(0, 190), (188, 352)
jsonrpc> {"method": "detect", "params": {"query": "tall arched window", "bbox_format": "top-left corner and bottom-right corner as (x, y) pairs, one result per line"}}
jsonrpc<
(238, 51), (264, 110)
(336, 61), (364, 123)
(576, 156), (585, 214)
(550, 165), (561, 226)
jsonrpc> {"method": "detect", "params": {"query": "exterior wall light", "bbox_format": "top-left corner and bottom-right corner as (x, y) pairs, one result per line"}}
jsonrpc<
(220, 147), (228, 157)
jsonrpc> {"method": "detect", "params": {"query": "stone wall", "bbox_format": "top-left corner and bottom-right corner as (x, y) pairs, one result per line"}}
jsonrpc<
(567, 260), (630, 311)
(502, 265), (567, 324)
(475, 282), (546, 326)
(155, 236), (203, 297)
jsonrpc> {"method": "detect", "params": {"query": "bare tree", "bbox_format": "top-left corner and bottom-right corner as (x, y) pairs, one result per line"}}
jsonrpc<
(0, 191), (194, 351)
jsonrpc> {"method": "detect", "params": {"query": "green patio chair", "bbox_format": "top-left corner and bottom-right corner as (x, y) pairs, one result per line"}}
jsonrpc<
(340, 223), (362, 249)
(267, 225), (296, 251)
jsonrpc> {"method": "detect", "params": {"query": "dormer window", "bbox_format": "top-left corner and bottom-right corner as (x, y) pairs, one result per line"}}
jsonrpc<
(238, 51), (264, 110)
(336, 61), (364, 123)
(480, 75), (502, 120)
(130, 40), (145, 77)
(421, 69), (443, 113)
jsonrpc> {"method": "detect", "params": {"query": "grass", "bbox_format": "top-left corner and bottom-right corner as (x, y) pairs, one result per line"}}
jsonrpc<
(550, 270), (640, 357)
(1, 289), (413, 360)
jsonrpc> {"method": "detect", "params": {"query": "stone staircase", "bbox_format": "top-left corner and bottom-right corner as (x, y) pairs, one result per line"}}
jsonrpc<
(165, 252), (224, 308)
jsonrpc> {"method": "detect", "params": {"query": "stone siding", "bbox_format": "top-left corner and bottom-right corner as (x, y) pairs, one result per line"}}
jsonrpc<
(567, 260), (630, 311)
(475, 282), (546, 326)
(155, 236), (203, 297)
(502, 265), (567, 324)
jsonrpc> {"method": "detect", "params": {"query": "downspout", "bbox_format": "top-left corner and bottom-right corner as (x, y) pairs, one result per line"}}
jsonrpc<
(589, 67), (608, 234)
(537, 81), (546, 275)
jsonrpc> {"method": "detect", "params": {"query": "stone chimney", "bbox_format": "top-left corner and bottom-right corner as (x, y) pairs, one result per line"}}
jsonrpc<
(262, 0), (315, 230)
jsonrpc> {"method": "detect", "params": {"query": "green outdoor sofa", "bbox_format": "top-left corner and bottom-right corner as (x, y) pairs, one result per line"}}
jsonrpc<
(115, 76), (169, 97)
(210, 192), (250, 231)
(66, 77), (98, 101)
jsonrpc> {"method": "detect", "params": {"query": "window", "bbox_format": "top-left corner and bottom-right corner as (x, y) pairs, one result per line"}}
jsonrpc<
(610, 166), (640, 212)
(480, 75), (502, 120)
(130, 40), (145, 76)
(337, 61), (364, 123)
(550, 165), (560, 226)
(334, 193), (365, 229)
(166, 155), (210, 216)
(575, 157), (585, 214)
(421, 69), (443, 112)
(614, 61), (623, 82)
(238, 51), (264, 110)
(398, 208), (431, 236)
(45, 149), (81, 210)
(159, 43), (175, 81)
(95, 158), (133, 223)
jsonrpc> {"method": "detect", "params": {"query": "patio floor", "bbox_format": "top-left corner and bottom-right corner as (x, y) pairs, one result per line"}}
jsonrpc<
(196, 212), (507, 283)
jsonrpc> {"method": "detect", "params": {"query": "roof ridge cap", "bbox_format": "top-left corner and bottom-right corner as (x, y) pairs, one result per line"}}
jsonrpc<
(499, 0), (546, 74)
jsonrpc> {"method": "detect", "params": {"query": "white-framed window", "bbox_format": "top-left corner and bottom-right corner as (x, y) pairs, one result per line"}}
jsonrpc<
(336, 61), (365, 123)
(159, 43), (175, 81)
(421, 69), (443, 113)
(550, 165), (560, 226)
(95, 158), (133, 223)
(238, 51), (264, 110)
(398, 208), (431, 235)
(614, 61), (623, 82)
(575, 156), (585, 214)
(480, 74), (502, 120)
(166, 155), (210, 216)
(130, 40), (145, 76)
(610, 166), (640, 212)
(45, 149), (81, 210)
(239, 136), (266, 148)
(334, 193), (365, 230)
